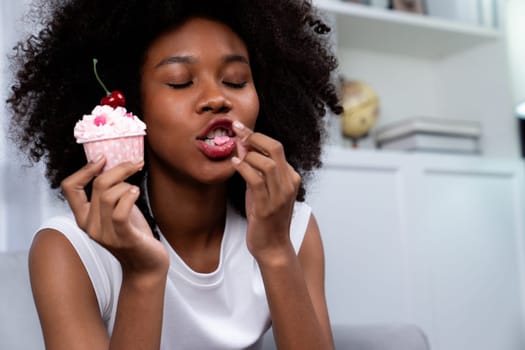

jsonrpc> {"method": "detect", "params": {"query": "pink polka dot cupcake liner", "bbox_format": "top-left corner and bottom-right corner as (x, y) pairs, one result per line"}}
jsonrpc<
(83, 135), (144, 171)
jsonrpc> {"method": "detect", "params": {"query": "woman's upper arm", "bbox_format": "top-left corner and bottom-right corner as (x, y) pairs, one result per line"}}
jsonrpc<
(29, 228), (109, 350)
(297, 213), (334, 347)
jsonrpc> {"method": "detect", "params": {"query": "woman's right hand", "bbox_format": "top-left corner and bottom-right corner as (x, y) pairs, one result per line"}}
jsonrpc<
(61, 155), (169, 278)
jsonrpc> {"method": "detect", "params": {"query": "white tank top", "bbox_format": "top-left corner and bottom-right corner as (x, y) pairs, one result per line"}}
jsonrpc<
(38, 202), (311, 350)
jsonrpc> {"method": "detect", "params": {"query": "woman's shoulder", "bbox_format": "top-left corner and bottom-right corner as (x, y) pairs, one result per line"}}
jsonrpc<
(35, 215), (100, 259)
(29, 224), (95, 304)
(36, 215), (103, 256)
(35, 214), (117, 269)
(38, 214), (79, 233)
(32, 215), (86, 261)
(33, 214), (116, 275)
(28, 226), (111, 341)
(31, 215), (117, 318)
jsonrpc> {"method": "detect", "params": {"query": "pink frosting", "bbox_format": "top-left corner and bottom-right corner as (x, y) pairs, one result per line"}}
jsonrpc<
(74, 105), (146, 143)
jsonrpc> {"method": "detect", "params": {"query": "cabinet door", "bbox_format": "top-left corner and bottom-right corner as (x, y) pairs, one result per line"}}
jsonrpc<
(307, 151), (525, 350)
(413, 167), (525, 350)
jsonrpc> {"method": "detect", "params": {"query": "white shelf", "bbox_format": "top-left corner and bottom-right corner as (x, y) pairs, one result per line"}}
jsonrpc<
(321, 145), (523, 171)
(314, 0), (501, 59)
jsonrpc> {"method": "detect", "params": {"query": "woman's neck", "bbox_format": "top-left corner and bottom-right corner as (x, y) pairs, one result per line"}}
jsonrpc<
(146, 168), (228, 252)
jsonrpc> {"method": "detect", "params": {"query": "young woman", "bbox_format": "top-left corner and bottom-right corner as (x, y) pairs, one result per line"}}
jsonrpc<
(7, 0), (342, 349)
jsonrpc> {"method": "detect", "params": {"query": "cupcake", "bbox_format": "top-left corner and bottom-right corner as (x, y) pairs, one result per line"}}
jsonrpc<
(74, 59), (146, 171)
(74, 104), (146, 171)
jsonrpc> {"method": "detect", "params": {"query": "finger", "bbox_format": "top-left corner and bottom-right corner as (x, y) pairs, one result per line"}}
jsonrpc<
(236, 139), (248, 160)
(92, 160), (144, 195)
(242, 151), (300, 204)
(232, 121), (282, 159)
(111, 186), (141, 239)
(233, 121), (289, 188)
(232, 121), (269, 157)
(232, 120), (253, 143)
(286, 163), (302, 191)
(89, 160), (142, 232)
(98, 182), (138, 224)
(241, 151), (282, 196)
(231, 156), (270, 210)
(61, 154), (106, 226)
(233, 121), (251, 160)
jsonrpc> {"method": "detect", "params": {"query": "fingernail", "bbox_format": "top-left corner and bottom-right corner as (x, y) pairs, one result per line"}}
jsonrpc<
(135, 160), (145, 167)
(231, 156), (241, 165)
(233, 120), (245, 130)
(130, 186), (140, 194)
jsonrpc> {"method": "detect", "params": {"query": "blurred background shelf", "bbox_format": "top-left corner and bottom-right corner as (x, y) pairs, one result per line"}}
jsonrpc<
(314, 0), (501, 58)
(313, 0), (517, 158)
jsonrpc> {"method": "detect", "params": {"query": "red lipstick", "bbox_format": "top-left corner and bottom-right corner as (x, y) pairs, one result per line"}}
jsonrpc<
(196, 118), (236, 159)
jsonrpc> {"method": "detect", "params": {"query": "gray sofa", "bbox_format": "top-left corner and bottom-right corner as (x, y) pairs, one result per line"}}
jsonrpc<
(0, 251), (430, 350)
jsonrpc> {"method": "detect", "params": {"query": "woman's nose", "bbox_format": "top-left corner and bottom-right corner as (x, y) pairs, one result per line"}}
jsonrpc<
(196, 82), (233, 114)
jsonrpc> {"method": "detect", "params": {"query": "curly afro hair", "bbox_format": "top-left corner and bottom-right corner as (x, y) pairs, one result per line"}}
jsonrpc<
(7, 0), (342, 216)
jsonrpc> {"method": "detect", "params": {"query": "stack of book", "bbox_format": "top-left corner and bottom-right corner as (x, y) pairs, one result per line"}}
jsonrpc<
(375, 117), (482, 154)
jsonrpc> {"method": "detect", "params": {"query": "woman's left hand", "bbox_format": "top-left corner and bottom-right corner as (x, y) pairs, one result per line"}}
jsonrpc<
(231, 120), (301, 263)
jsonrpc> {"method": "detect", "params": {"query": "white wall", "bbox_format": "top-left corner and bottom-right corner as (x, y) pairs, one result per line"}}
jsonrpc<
(338, 47), (440, 129)
(0, 0), (6, 251)
(0, 0), (53, 252)
(506, 0), (525, 105)
(436, 40), (519, 157)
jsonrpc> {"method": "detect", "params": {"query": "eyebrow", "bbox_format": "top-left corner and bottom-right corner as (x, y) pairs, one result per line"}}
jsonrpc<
(155, 54), (249, 68)
(223, 54), (249, 65)
(155, 56), (196, 68)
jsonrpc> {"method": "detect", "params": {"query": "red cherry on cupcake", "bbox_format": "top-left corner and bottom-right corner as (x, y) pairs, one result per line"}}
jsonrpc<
(100, 90), (126, 108)
(93, 58), (126, 108)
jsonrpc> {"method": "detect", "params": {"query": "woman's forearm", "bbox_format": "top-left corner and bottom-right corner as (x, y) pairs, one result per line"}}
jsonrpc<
(258, 244), (334, 350)
(109, 272), (167, 350)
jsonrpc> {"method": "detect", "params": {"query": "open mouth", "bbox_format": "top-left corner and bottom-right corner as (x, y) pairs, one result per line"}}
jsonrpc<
(196, 119), (237, 159)
(200, 126), (235, 146)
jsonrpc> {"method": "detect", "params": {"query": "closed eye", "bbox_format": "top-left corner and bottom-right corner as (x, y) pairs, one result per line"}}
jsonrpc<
(224, 81), (247, 89)
(167, 82), (193, 89)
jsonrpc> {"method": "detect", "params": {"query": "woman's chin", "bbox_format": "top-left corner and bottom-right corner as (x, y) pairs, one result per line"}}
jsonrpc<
(196, 162), (237, 185)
